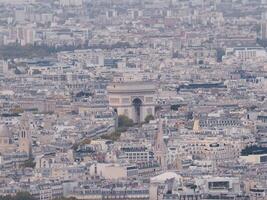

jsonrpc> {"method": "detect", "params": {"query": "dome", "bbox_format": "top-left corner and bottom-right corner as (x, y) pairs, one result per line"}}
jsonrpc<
(0, 124), (11, 138)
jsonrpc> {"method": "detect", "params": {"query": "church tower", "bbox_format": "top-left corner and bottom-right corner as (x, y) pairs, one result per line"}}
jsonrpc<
(193, 114), (202, 133)
(154, 119), (167, 171)
(18, 113), (32, 157)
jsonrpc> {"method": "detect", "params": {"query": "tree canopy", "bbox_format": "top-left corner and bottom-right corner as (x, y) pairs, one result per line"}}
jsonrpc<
(101, 115), (134, 141)
(21, 158), (36, 169)
(118, 115), (134, 128)
(0, 193), (77, 200)
(0, 192), (35, 200)
(145, 114), (155, 123)
(101, 131), (121, 141)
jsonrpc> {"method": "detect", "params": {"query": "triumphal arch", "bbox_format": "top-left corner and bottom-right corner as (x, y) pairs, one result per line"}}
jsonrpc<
(107, 81), (156, 123)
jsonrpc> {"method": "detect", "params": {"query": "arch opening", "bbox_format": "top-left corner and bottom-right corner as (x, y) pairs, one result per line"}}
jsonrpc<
(132, 98), (142, 123)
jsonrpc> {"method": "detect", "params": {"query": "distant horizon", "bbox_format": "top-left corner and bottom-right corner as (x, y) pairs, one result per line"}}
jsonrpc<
(0, 0), (30, 3)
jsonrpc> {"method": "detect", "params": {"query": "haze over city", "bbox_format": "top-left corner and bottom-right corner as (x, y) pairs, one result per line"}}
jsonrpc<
(0, 0), (267, 200)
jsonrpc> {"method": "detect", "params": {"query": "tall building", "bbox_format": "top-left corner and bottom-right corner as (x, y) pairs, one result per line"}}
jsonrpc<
(154, 119), (167, 170)
(193, 115), (201, 133)
(18, 113), (32, 157)
(16, 27), (36, 46)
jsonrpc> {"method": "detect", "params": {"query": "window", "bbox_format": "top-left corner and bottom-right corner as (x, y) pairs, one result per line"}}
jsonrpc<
(208, 181), (229, 190)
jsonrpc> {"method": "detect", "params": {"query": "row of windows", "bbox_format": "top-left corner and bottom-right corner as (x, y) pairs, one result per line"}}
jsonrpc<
(238, 51), (256, 58)
(126, 152), (149, 156)
(128, 157), (149, 160)
(201, 120), (238, 124)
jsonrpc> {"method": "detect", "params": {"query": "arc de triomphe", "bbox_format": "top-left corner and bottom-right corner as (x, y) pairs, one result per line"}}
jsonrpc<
(107, 81), (156, 123)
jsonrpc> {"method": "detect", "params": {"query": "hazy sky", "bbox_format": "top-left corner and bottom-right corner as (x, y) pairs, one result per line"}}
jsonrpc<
(0, 0), (31, 3)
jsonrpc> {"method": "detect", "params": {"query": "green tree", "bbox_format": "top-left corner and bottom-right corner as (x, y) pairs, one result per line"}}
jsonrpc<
(118, 115), (134, 128)
(101, 115), (134, 141)
(14, 192), (35, 200)
(0, 195), (12, 200)
(145, 115), (155, 123)
(170, 104), (180, 111)
(101, 131), (121, 141)
(21, 158), (36, 169)
(0, 192), (35, 200)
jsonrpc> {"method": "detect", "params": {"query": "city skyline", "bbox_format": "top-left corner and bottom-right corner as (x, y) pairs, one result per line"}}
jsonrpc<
(0, 0), (267, 200)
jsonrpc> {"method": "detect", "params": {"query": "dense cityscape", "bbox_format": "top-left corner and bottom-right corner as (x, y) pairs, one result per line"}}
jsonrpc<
(0, 0), (267, 199)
